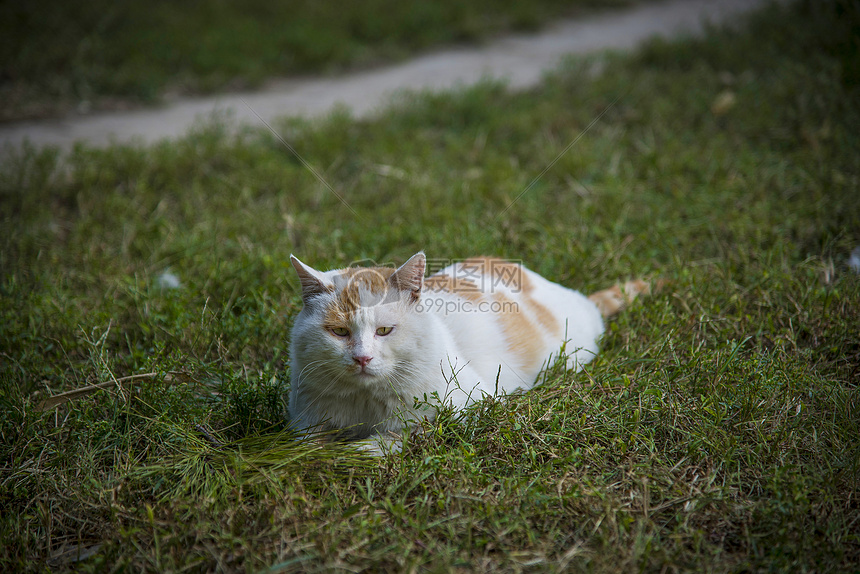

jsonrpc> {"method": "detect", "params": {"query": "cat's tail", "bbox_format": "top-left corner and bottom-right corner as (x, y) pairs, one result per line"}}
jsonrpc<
(588, 278), (662, 318)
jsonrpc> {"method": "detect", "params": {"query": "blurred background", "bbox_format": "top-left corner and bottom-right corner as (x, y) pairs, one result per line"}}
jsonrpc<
(0, 0), (633, 122)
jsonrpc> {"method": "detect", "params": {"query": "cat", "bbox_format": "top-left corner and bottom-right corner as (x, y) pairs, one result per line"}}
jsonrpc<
(287, 252), (651, 453)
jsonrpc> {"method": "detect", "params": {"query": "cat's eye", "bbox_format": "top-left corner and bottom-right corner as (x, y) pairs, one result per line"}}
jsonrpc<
(330, 327), (350, 337)
(376, 326), (393, 336)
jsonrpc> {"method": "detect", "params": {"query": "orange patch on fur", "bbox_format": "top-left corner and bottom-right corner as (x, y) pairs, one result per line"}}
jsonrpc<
(523, 294), (559, 335)
(492, 291), (544, 367)
(461, 257), (532, 294)
(461, 257), (558, 337)
(423, 274), (483, 302)
(323, 266), (396, 326)
(588, 279), (652, 318)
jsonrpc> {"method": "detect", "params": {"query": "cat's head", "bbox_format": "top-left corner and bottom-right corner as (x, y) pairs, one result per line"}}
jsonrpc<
(289, 252), (426, 389)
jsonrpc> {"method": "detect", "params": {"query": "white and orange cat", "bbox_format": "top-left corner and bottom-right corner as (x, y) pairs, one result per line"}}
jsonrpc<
(288, 252), (649, 453)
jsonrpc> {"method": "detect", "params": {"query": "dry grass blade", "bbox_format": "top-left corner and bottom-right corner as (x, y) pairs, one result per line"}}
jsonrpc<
(36, 372), (185, 411)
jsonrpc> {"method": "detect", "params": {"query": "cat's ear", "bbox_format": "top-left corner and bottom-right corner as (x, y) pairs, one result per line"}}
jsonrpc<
(389, 252), (425, 302)
(290, 255), (331, 303)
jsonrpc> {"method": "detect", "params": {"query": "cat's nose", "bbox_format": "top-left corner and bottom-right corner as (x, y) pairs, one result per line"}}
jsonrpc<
(353, 355), (373, 368)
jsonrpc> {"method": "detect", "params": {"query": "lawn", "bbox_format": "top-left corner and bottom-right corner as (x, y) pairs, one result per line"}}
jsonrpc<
(0, 0), (632, 121)
(1, 0), (859, 571)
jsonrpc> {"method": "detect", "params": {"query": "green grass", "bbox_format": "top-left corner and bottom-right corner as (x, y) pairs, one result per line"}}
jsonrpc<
(2, 0), (860, 571)
(0, 0), (631, 122)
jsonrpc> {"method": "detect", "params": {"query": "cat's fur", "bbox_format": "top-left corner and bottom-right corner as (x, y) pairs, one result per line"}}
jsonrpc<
(288, 252), (649, 452)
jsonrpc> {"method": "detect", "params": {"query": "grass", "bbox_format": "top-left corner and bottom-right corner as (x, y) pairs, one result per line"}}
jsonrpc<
(2, 0), (860, 571)
(0, 0), (632, 122)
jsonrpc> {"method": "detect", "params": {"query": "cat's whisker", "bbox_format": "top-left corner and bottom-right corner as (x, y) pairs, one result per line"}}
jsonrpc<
(292, 365), (351, 425)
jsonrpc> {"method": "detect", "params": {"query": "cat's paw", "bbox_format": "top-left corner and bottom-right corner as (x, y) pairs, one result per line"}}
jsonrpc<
(355, 431), (404, 456)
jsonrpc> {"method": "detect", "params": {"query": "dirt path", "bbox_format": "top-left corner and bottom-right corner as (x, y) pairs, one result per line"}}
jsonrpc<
(1, 0), (772, 153)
